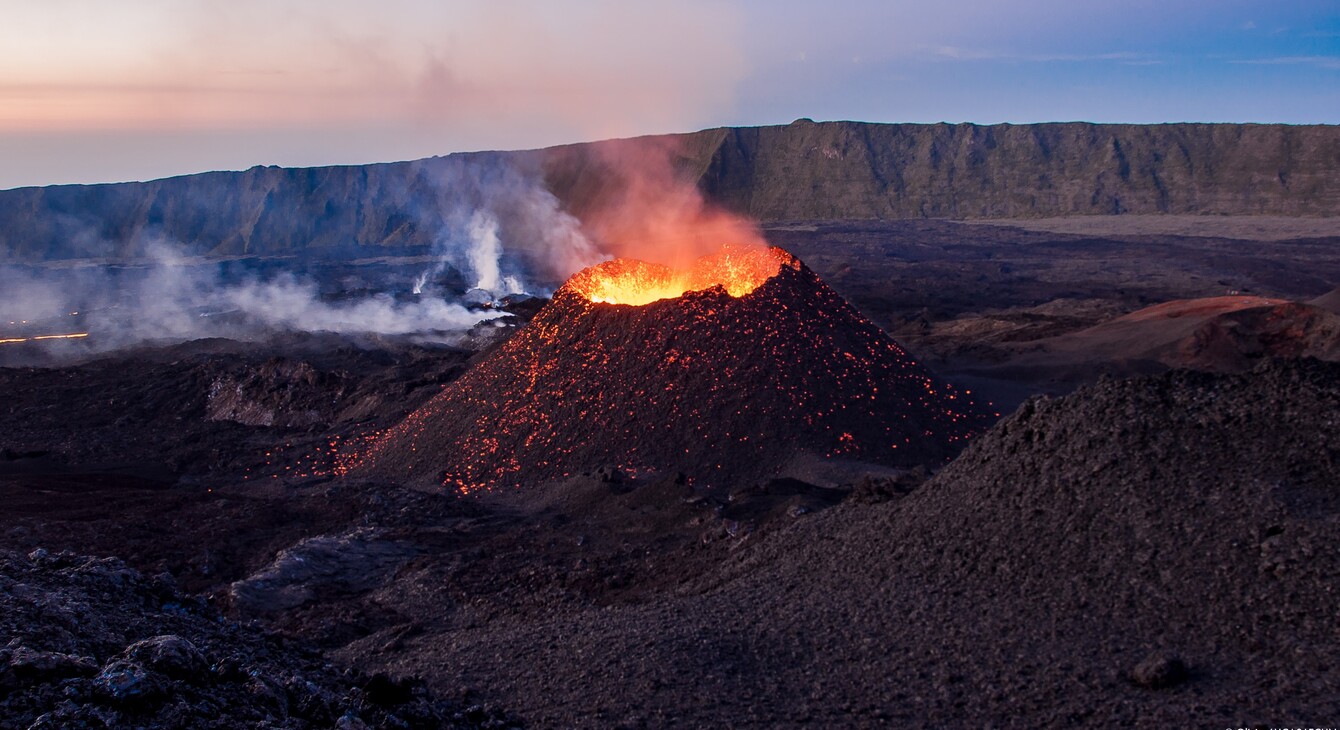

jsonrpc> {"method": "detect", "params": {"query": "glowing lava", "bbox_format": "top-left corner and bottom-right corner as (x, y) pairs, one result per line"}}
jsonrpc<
(566, 245), (788, 306)
(0, 332), (89, 345)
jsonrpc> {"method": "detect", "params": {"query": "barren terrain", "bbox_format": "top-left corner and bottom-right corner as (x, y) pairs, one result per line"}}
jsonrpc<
(2, 217), (1339, 727)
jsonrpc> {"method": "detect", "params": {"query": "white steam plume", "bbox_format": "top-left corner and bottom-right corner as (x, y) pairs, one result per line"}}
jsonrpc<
(223, 276), (491, 334)
(412, 156), (605, 298)
(0, 237), (500, 362)
(464, 211), (524, 295)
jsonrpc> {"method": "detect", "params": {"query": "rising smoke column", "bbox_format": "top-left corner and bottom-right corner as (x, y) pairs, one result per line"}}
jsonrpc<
(539, 134), (771, 271)
(463, 211), (524, 294)
(411, 155), (604, 298)
(409, 135), (751, 299)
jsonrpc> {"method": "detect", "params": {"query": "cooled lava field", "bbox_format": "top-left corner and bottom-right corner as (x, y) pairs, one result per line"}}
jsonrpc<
(2, 219), (1340, 727)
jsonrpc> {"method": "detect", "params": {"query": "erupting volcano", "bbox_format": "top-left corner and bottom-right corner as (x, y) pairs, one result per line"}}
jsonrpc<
(350, 245), (995, 491)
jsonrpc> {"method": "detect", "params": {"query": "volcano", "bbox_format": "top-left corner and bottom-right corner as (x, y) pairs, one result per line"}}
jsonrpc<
(349, 246), (995, 490)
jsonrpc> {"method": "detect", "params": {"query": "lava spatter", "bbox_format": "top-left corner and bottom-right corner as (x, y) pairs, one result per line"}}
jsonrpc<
(351, 246), (996, 491)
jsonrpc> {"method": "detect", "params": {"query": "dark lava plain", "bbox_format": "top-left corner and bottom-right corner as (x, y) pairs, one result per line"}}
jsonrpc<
(2, 219), (1339, 727)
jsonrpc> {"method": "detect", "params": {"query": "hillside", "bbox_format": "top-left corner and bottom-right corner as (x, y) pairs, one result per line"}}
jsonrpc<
(2, 121), (1339, 262)
(348, 358), (1340, 727)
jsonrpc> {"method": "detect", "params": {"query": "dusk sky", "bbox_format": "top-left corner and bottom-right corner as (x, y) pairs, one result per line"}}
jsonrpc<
(2, 0), (1337, 189)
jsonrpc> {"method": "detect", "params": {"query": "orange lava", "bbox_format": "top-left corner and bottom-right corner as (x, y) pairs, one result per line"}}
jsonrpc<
(0, 332), (89, 345)
(566, 245), (789, 306)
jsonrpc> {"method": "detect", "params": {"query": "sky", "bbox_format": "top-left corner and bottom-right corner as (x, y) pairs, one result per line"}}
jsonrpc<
(1, 0), (1337, 189)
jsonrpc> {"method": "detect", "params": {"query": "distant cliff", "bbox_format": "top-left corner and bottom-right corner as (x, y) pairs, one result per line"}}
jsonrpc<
(697, 121), (1340, 219)
(0, 152), (520, 261)
(2, 121), (1338, 262)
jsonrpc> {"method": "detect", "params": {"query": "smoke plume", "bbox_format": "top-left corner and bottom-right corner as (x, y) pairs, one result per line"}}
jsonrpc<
(408, 155), (603, 299)
(563, 135), (770, 270)
(0, 238), (499, 363)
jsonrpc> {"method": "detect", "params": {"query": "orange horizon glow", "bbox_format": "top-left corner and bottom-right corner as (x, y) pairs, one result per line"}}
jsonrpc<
(0, 3), (746, 136)
(565, 245), (789, 306)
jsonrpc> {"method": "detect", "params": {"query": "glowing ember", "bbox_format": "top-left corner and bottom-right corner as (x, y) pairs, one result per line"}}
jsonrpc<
(566, 245), (789, 306)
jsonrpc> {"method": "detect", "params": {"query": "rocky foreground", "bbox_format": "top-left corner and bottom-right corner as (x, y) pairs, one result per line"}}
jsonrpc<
(2, 351), (1338, 727)
(349, 359), (1340, 727)
(0, 548), (516, 729)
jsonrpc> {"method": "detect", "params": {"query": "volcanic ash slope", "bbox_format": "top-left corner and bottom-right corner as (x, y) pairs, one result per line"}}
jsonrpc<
(734, 359), (1340, 724)
(353, 247), (994, 490)
(363, 359), (1340, 727)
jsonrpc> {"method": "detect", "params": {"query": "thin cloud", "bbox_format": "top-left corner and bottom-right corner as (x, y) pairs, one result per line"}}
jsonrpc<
(929, 46), (1156, 64)
(1231, 56), (1340, 69)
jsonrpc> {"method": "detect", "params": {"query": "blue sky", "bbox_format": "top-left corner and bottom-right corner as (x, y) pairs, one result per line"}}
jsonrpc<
(1, 0), (1336, 189)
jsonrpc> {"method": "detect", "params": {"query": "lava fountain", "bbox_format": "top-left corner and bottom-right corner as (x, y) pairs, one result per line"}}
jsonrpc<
(567, 244), (785, 305)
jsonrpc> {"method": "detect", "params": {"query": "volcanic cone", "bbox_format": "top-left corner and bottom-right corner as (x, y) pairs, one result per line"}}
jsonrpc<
(350, 246), (994, 490)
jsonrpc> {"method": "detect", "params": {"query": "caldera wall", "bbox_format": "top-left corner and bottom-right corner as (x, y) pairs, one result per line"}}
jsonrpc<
(3, 122), (1338, 262)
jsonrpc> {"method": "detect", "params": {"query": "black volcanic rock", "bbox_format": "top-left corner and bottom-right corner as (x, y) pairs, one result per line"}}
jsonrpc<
(0, 549), (516, 728)
(352, 248), (994, 490)
(1130, 654), (1189, 690)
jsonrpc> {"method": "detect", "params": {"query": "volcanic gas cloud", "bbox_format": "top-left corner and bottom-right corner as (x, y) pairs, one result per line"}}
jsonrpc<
(347, 244), (995, 491)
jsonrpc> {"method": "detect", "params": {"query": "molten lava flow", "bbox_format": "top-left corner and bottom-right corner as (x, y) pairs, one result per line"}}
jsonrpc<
(566, 245), (789, 306)
(0, 332), (89, 345)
